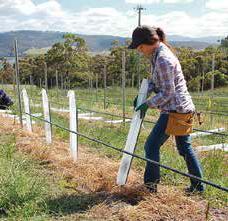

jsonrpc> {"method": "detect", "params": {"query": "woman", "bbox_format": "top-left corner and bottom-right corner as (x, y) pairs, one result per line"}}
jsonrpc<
(128, 25), (204, 193)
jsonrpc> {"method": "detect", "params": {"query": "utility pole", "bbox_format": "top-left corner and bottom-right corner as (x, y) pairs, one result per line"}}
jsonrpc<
(135, 4), (146, 27)
(134, 5), (145, 89)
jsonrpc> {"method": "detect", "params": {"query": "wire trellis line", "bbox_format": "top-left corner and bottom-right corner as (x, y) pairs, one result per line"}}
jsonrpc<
(24, 112), (228, 193)
(28, 97), (228, 137)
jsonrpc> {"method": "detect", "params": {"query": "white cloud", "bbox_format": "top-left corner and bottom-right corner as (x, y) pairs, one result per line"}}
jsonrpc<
(0, 0), (68, 31)
(125, 0), (193, 4)
(163, 0), (193, 3)
(0, 0), (227, 38)
(0, 0), (64, 17)
(0, 0), (36, 16)
(125, 0), (160, 4)
(142, 11), (228, 37)
(206, 0), (228, 11)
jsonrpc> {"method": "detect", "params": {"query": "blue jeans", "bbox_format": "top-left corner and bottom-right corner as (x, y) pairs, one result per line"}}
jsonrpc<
(144, 113), (204, 190)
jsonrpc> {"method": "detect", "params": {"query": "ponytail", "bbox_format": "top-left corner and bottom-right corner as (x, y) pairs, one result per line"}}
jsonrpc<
(156, 27), (166, 42)
(155, 27), (176, 54)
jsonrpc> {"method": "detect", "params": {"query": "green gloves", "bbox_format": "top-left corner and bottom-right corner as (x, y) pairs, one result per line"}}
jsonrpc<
(133, 95), (138, 108)
(135, 102), (149, 119)
(135, 102), (149, 112)
(133, 95), (149, 118)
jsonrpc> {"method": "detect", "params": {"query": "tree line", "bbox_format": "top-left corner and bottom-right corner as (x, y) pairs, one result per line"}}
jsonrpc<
(0, 34), (227, 91)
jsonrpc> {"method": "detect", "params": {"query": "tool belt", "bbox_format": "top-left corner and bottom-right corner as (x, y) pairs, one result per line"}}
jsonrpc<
(165, 111), (194, 136)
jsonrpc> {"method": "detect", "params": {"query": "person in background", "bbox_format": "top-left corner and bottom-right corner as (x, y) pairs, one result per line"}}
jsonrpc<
(128, 25), (205, 194)
(0, 89), (13, 110)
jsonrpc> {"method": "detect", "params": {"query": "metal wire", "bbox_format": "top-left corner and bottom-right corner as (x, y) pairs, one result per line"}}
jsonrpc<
(28, 97), (228, 137)
(8, 91), (228, 116)
(76, 107), (228, 137)
(59, 96), (228, 115)
(23, 112), (228, 193)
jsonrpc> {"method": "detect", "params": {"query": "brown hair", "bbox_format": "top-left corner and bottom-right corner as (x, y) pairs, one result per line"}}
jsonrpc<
(152, 27), (175, 53)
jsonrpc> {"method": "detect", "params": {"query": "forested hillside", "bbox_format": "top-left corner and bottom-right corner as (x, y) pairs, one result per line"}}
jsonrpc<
(0, 30), (217, 56)
(0, 34), (227, 91)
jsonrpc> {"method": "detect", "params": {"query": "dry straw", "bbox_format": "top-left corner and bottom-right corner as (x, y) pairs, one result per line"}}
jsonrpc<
(0, 116), (227, 220)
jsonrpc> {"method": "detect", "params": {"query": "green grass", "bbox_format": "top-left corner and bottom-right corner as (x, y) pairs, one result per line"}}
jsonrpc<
(0, 133), (48, 219)
(0, 131), (107, 220)
(2, 85), (228, 208)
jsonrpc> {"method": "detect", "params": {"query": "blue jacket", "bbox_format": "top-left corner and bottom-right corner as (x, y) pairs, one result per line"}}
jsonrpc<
(0, 89), (13, 109)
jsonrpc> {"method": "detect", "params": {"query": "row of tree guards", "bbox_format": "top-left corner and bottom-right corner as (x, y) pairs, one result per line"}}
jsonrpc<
(8, 38), (228, 191)
(9, 38), (228, 128)
(19, 88), (228, 192)
(21, 88), (78, 160)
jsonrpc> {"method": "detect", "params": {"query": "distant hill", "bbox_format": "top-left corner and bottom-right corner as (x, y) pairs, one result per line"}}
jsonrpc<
(169, 41), (213, 49)
(0, 30), (219, 57)
(0, 31), (63, 57)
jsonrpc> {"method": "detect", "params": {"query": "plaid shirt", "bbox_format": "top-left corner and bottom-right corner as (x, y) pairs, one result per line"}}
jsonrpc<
(146, 42), (195, 113)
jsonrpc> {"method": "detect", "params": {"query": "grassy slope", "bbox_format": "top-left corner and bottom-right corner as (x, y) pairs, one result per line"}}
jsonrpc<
(1, 85), (227, 219)
(0, 119), (109, 220)
(0, 116), (227, 220)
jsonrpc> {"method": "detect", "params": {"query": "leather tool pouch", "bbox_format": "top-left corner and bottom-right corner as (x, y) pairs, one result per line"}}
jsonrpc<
(165, 112), (194, 136)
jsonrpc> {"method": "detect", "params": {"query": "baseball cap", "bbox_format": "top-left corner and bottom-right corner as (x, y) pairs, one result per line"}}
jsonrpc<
(128, 25), (158, 49)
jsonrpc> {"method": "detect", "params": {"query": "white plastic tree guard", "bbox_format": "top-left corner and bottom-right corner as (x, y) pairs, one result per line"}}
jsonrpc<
(22, 88), (32, 132)
(68, 90), (78, 161)
(42, 89), (52, 144)
(191, 128), (225, 138)
(196, 143), (228, 152)
(117, 79), (148, 185)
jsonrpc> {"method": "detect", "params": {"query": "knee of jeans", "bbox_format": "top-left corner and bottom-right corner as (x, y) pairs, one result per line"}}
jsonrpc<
(177, 148), (185, 157)
(144, 142), (151, 155)
(176, 143), (189, 156)
(177, 144), (195, 158)
(145, 145), (160, 159)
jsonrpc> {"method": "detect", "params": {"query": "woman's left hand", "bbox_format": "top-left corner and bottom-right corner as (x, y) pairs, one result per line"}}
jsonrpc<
(135, 102), (149, 118)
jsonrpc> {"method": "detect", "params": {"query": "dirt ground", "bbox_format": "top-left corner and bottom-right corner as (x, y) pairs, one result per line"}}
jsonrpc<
(0, 114), (227, 221)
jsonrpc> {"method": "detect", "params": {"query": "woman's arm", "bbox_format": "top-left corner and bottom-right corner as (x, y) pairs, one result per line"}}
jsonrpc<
(146, 56), (176, 108)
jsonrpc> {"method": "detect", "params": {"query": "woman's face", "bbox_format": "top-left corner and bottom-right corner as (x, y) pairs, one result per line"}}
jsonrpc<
(136, 42), (159, 57)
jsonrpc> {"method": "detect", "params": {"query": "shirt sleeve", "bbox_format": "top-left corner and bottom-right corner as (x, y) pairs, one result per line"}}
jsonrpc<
(147, 77), (154, 96)
(146, 56), (176, 108)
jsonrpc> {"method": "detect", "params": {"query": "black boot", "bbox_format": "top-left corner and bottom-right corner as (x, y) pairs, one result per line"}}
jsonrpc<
(145, 183), (157, 193)
(185, 185), (205, 195)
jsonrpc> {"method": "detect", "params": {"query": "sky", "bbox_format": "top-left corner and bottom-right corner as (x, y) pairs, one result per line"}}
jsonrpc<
(0, 0), (227, 38)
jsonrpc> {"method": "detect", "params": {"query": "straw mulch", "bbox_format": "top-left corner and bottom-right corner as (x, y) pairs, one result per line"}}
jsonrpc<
(0, 115), (227, 221)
